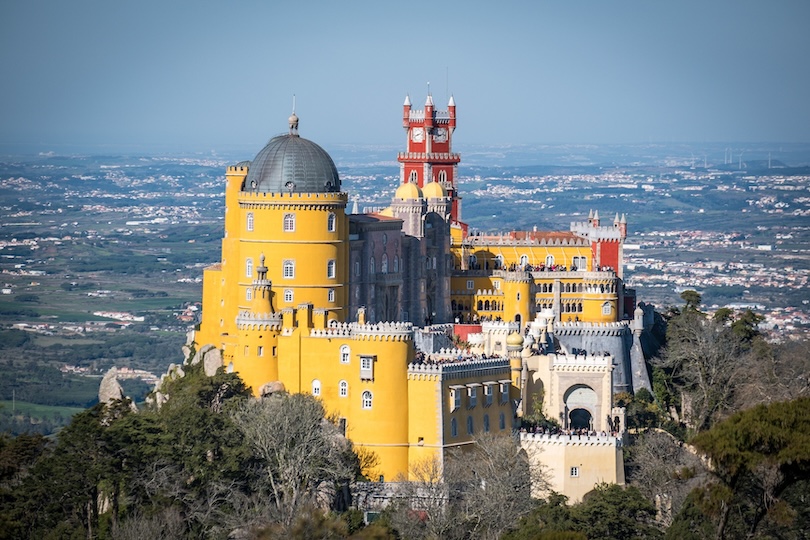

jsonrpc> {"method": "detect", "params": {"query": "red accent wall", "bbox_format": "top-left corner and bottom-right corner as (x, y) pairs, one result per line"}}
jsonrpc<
(453, 323), (482, 342)
(594, 240), (620, 271)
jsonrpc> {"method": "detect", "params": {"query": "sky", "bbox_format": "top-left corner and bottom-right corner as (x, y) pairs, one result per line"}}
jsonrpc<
(1, 0), (809, 154)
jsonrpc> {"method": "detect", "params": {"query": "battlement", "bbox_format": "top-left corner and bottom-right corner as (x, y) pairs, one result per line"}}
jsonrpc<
(553, 320), (629, 337)
(464, 234), (588, 247)
(480, 321), (520, 334)
(306, 320), (414, 341)
(397, 152), (461, 162)
(549, 353), (613, 370)
(407, 356), (510, 380)
(570, 221), (624, 240)
(238, 190), (348, 207)
(519, 431), (621, 447)
(235, 311), (282, 330)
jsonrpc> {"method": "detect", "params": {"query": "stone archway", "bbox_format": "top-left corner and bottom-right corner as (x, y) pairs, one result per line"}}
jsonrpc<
(563, 384), (597, 430)
(569, 408), (592, 430)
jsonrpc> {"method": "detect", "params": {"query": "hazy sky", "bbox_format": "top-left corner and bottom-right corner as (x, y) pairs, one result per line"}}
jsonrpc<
(1, 0), (809, 153)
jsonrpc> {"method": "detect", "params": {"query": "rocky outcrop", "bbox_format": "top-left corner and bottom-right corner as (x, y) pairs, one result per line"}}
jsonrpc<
(259, 380), (285, 397)
(98, 367), (138, 411)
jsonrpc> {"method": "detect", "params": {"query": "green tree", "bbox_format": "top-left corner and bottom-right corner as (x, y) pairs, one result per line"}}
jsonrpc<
(675, 397), (810, 539)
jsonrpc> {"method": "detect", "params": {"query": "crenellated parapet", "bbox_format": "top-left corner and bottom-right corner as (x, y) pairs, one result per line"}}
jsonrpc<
(495, 270), (532, 283)
(481, 320), (520, 334)
(553, 320), (629, 337)
(550, 353), (613, 372)
(407, 357), (510, 381)
(520, 431), (621, 447)
(308, 320), (415, 341)
(235, 311), (282, 330)
(569, 221), (625, 241)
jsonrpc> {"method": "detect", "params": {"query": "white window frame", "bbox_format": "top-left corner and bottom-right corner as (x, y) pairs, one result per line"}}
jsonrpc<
(468, 386), (478, 408)
(283, 213), (295, 232)
(360, 355), (375, 380)
(520, 254), (529, 267)
(245, 258), (253, 278)
(484, 384), (494, 406)
(327, 212), (336, 232)
(500, 382), (509, 404)
(312, 379), (321, 396)
(283, 260), (295, 279)
(570, 466), (580, 478)
(284, 289), (293, 303)
(328, 288), (335, 303)
(340, 344), (350, 364)
(246, 212), (254, 231)
(339, 380), (348, 397)
(361, 390), (373, 410)
(246, 288), (253, 301)
(602, 301), (612, 315)
(545, 255), (555, 266)
(327, 259), (336, 279)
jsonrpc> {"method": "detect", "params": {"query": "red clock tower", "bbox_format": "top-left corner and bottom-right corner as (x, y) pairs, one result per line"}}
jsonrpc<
(398, 93), (463, 227)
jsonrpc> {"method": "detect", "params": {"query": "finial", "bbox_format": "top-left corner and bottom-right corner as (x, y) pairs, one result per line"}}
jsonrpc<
(425, 82), (433, 106)
(288, 94), (299, 135)
(404, 94), (411, 106)
(448, 94), (455, 106)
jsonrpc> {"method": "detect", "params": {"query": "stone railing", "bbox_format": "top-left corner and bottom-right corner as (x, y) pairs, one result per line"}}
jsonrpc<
(235, 311), (282, 330)
(519, 431), (621, 447)
(549, 353), (613, 370)
(408, 356), (510, 379)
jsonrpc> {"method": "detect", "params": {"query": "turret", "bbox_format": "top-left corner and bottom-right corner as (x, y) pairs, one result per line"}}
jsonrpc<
(619, 213), (627, 239)
(424, 93), (434, 130)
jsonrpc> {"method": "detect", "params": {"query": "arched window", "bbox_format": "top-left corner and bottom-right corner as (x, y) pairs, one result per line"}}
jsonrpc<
(354, 260), (360, 276)
(283, 213), (295, 232)
(284, 289), (293, 303)
(327, 259), (336, 279)
(340, 345), (350, 364)
(312, 379), (321, 396)
(408, 171), (418, 184)
(327, 212), (336, 232)
(545, 255), (555, 267)
(484, 300), (490, 311)
(283, 260), (295, 279)
(499, 412), (506, 430)
(466, 416), (474, 435)
(520, 254), (529, 267)
(246, 288), (252, 301)
(339, 380), (348, 397)
(602, 302), (612, 315)
(381, 253), (388, 273)
(451, 418), (458, 437)
(483, 414), (490, 433)
(245, 258), (253, 278)
(328, 289), (335, 303)
(369, 257), (375, 275)
(393, 255), (399, 273)
(438, 170), (447, 184)
(362, 391), (373, 410)
(495, 254), (504, 269)
(246, 212), (254, 231)
(477, 300), (483, 310)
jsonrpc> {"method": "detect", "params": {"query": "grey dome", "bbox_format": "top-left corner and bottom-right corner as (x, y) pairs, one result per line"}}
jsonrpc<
(244, 134), (340, 194)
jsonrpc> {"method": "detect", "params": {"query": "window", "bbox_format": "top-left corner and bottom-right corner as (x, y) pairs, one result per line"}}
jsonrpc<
(467, 280), (474, 290)
(499, 412), (506, 430)
(520, 254), (529, 267)
(495, 254), (504, 268)
(362, 391), (373, 409)
(545, 255), (555, 267)
(573, 256), (587, 270)
(602, 302), (612, 315)
(226, 362), (234, 373)
(327, 259), (336, 279)
(467, 416), (474, 435)
(246, 212), (254, 231)
(570, 467), (580, 478)
(339, 380), (348, 397)
(328, 289), (335, 303)
(393, 255), (399, 273)
(468, 387), (478, 408)
(369, 257), (375, 275)
(257, 346), (264, 357)
(327, 212), (336, 232)
(381, 253), (388, 273)
(338, 417), (347, 436)
(245, 258), (253, 278)
(484, 384), (494, 406)
(451, 418), (458, 437)
(283, 260), (295, 279)
(312, 379), (321, 396)
(493, 281), (500, 290)
(438, 170), (447, 183)
(246, 288), (253, 301)
(432, 256), (437, 269)
(452, 388), (462, 411)
(283, 213), (295, 232)
(408, 171), (418, 184)
(340, 345), (350, 364)
(483, 414), (490, 433)
(284, 289), (293, 303)
(500, 382), (509, 404)
(360, 355), (374, 380)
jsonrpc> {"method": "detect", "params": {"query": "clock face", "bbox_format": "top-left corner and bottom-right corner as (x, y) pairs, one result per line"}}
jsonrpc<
(411, 127), (425, 142)
(434, 127), (448, 143)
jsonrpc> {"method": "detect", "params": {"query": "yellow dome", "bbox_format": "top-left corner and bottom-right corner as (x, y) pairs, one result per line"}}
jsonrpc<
(378, 206), (394, 217)
(395, 182), (423, 200)
(422, 180), (447, 199)
(506, 331), (524, 347)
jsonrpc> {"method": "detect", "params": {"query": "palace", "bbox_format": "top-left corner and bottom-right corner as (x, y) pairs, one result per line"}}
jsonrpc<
(194, 94), (651, 497)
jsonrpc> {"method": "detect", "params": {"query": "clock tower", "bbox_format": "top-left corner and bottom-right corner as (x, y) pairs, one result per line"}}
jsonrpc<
(398, 93), (464, 228)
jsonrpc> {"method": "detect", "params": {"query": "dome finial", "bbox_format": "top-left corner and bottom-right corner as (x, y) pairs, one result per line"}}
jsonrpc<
(288, 94), (299, 136)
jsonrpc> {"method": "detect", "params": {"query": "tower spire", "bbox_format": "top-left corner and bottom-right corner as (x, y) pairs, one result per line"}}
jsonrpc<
(288, 95), (299, 136)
